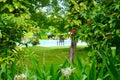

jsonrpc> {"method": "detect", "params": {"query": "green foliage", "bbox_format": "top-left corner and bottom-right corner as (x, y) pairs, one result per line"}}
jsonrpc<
(0, 46), (120, 80)
(88, 57), (96, 80)
(0, 45), (26, 79)
(66, 0), (120, 79)
(66, 0), (120, 45)
(0, 0), (39, 54)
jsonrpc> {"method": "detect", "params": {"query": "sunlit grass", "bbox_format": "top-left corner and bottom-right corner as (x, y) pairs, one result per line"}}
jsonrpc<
(21, 46), (91, 69)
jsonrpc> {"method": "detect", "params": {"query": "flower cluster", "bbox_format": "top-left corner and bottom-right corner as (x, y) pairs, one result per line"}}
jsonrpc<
(61, 67), (75, 77)
(105, 33), (111, 37)
(14, 74), (27, 80)
(71, 30), (76, 34)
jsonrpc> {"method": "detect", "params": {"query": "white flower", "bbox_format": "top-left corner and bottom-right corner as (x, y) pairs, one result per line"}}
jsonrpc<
(61, 67), (75, 77)
(14, 74), (27, 80)
(21, 74), (27, 79)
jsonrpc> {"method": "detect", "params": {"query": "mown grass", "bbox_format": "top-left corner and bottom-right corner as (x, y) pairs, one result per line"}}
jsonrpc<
(21, 46), (91, 69)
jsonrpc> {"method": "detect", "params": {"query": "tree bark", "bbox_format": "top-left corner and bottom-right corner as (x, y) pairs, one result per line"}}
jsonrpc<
(69, 40), (76, 62)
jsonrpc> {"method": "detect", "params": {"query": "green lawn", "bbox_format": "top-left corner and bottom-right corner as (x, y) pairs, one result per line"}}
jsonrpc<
(21, 46), (91, 69)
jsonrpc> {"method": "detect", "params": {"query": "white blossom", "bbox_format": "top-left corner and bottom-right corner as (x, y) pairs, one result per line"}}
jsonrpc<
(61, 67), (75, 77)
(14, 74), (27, 80)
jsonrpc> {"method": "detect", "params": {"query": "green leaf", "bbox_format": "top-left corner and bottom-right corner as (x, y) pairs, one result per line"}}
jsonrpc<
(98, 56), (106, 79)
(0, 22), (4, 28)
(73, 20), (81, 26)
(0, 0), (7, 2)
(21, 13), (30, 19)
(13, 1), (21, 9)
(49, 64), (54, 76)
(108, 56), (120, 80)
(88, 57), (96, 80)
(6, 4), (14, 12)
(76, 55), (83, 70)
(64, 25), (69, 29)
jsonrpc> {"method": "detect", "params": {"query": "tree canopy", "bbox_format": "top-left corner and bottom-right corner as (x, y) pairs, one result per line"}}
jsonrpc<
(66, 0), (120, 43)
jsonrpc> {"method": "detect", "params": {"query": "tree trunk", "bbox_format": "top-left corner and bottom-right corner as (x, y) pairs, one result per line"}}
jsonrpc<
(69, 40), (76, 62)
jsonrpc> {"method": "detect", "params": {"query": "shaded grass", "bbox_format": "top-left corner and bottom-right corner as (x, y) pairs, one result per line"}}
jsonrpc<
(21, 46), (91, 69)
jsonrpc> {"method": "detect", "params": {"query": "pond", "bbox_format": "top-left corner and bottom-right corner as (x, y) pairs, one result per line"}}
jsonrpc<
(17, 39), (87, 47)
(38, 39), (87, 46)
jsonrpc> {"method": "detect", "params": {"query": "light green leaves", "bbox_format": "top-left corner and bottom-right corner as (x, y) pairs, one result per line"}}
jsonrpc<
(20, 13), (30, 19)
(79, 2), (87, 10)
(13, 1), (22, 9)
(0, 0), (6, 2)
(73, 20), (81, 26)
(4, 4), (14, 12)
